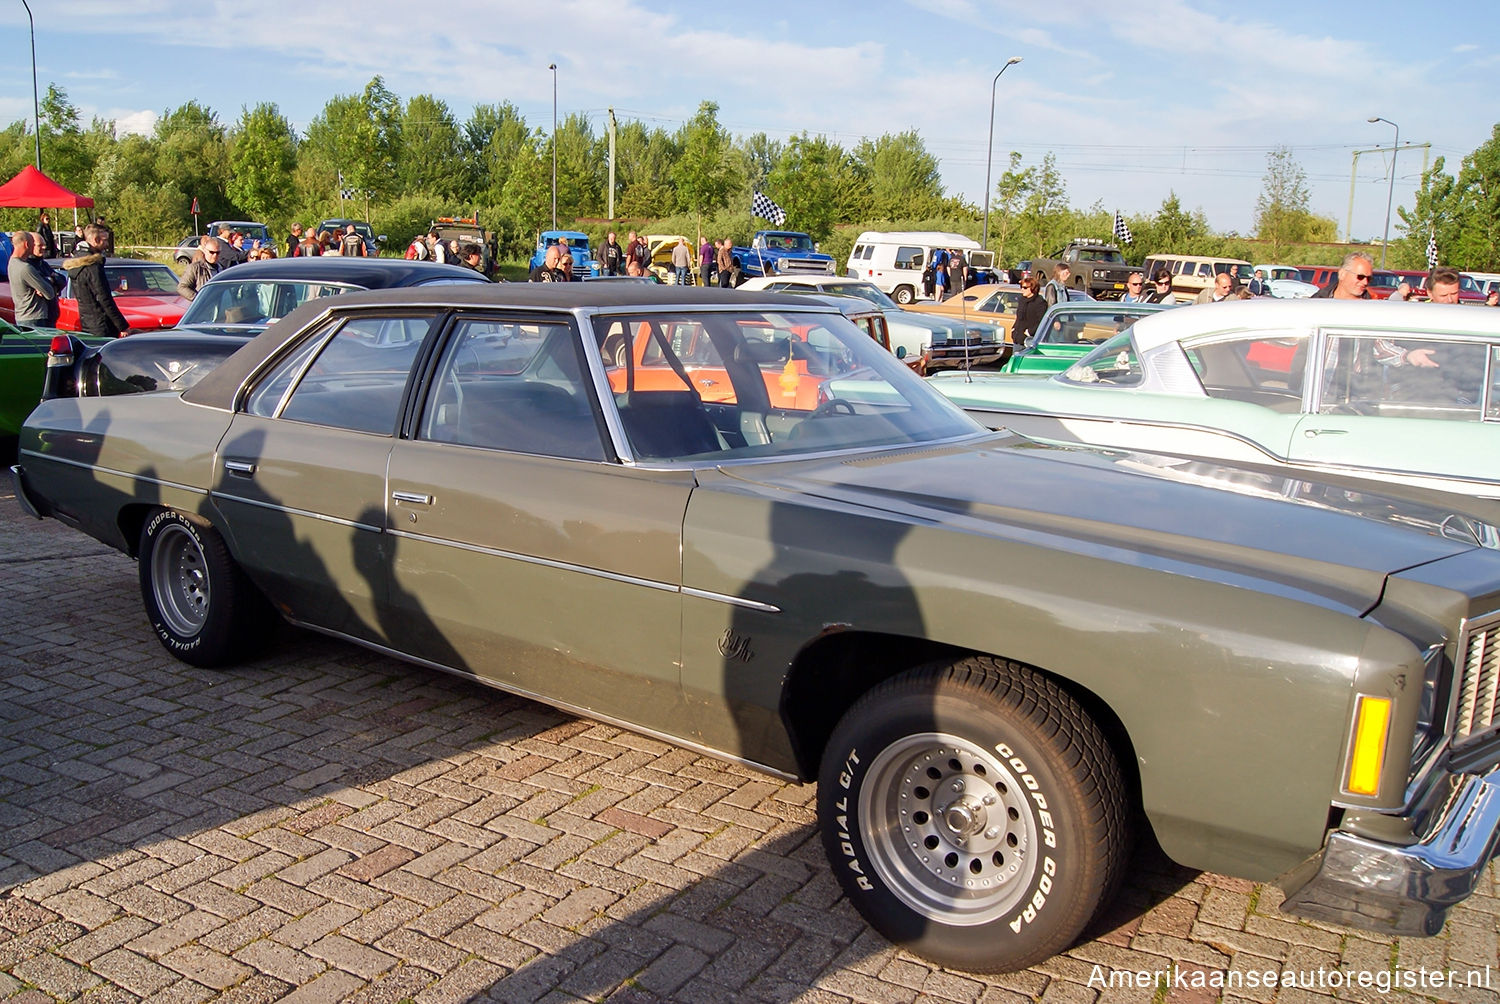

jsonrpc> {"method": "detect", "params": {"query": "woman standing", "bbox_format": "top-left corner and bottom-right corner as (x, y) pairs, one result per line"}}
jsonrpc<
(1013, 276), (1046, 349)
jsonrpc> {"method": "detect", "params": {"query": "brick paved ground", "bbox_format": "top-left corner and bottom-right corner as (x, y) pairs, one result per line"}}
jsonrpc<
(1, 488), (1496, 1003)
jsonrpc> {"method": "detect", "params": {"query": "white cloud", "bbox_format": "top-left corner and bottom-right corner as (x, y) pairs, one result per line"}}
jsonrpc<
(113, 110), (158, 137)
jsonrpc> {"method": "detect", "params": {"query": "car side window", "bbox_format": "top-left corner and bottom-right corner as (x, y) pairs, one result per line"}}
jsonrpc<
(894, 247), (923, 269)
(422, 317), (605, 461)
(1188, 331), (1307, 412)
(275, 315), (439, 434)
(1319, 334), (1488, 421)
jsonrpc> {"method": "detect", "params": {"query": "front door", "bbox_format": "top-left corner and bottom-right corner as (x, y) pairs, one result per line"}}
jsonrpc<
(383, 314), (694, 733)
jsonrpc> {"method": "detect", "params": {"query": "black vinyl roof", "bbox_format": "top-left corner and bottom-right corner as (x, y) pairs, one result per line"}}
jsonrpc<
(197, 256), (483, 288)
(183, 282), (824, 410)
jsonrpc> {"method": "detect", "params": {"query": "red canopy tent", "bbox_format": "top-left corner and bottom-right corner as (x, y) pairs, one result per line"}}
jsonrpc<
(0, 165), (93, 208)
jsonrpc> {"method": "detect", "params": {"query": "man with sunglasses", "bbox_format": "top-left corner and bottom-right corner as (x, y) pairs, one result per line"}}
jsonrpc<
(176, 235), (225, 301)
(1310, 252), (1373, 300)
(1120, 272), (1148, 302)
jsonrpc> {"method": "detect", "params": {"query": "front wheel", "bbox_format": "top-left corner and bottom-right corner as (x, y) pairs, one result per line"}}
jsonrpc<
(892, 285), (916, 305)
(818, 658), (1129, 973)
(138, 508), (272, 668)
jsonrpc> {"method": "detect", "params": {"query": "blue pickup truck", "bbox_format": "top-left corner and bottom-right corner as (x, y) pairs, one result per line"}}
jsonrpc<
(731, 230), (835, 281)
(529, 230), (599, 278)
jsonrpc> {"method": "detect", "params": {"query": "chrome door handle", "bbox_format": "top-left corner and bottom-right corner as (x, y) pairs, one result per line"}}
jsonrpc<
(391, 491), (434, 505)
(224, 460), (256, 476)
(1302, 428), (1349, 438)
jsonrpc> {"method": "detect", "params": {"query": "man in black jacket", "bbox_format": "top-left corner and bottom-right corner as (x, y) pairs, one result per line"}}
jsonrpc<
(62, 224), (129, 339)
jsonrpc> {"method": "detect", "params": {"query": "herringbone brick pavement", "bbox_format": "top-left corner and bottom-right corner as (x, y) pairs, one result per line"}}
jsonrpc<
(1, 489), (1495, 1003)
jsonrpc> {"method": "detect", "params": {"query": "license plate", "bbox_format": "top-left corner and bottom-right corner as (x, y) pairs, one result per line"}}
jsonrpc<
(1112, 283), (1125, 290)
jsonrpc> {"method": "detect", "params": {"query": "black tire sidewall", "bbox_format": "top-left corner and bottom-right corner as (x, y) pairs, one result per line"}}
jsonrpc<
(894, 285), (915, 304)
(820, 684), (1102, 972)
(138, 509), (237, 667)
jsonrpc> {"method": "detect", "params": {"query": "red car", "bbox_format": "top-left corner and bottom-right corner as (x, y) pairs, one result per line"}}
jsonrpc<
(0, 258), (188, 332)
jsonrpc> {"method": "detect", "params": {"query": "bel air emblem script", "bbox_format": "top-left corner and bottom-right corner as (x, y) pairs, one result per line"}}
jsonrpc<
(718, 628), (754, 663)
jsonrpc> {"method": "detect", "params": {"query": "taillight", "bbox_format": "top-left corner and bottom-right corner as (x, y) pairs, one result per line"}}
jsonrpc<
(47, 336), (74, 367)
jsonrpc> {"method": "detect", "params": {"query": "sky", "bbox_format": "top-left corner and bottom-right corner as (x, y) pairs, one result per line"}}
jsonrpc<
(1, 0), (1494, 244)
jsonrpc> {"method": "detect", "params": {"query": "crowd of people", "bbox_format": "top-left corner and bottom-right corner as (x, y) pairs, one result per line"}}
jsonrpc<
(7, 222), (129, 338)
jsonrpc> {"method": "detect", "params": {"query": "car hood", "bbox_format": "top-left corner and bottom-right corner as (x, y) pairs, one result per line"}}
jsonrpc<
(887, 311), (1002, 341)
(116, 294), (189, 328)
(719, 436), (1492, 614)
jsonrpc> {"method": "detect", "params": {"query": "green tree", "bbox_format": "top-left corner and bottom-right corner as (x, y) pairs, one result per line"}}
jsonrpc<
(735, 132), (783, 198)
(1015, 152), (1068, 256)
(400, 95), (464, 199)
(228, 103), (297, 223)
(765, 134), (850, 241)
(39, 85), (93, 191)
(498, 131), (549, 246)
(543, 113), (602, 220)
(465, 102), (531, 205)
(1254, 145), (1312, 257)
(671, 102), (736, 218)
(989, 151), (1031, 262)
(853, 131), (944, 219)
(1397, 124), (1500, 271)
(302, 77), (403, 214)
(154, 102), (232, 224)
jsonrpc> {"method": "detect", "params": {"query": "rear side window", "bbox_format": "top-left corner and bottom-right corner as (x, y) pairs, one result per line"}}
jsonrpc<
(894, 247), (923, 269)
(272, 315), (439, 434)
(1319, 334), (1488, 421)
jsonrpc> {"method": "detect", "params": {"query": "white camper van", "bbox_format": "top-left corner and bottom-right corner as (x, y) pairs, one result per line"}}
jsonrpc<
(846, 231), (992, 304)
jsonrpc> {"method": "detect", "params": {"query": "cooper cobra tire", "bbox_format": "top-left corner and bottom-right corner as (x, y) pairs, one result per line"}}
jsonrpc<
(818, 657), (1129, 973)
(138, 508), (271, 668)
(893, 285), (916, 305)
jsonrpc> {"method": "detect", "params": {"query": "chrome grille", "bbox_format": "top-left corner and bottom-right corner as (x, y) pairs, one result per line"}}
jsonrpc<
(1455, 611), (1500, 746)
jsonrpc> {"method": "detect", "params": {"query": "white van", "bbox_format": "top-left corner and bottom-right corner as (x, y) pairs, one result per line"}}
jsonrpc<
(846, 231), (993, 305)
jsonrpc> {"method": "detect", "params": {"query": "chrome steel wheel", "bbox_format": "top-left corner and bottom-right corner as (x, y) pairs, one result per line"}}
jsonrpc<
(860, 732), (1038, 925)
(150, 522), (210, 638)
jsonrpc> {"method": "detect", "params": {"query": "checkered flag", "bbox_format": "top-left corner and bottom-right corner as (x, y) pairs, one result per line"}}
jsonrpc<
(751, 191), (787, 227)
(1113, 211), (1133, 245)
(1425, 230), (1438, 270)
(338, 171), (355, 201)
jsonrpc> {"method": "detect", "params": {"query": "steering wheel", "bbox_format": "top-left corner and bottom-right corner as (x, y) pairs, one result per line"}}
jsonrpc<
(809, 398), (856, 418)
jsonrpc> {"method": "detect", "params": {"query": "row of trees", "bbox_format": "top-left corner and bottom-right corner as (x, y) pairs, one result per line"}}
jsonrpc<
(2, 77), (1493, 271)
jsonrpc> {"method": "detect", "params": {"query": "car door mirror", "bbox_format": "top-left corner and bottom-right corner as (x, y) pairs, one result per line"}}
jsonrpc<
(895, 346), (907, 359)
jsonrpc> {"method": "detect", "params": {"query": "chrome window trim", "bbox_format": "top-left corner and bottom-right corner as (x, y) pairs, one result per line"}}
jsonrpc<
(210, 492), (383, 533)
(19, 452), (208, 498)
(386, 527), (781, 613)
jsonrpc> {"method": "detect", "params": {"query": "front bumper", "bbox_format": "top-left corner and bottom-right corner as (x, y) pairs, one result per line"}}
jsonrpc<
(925, 343), (1009, 371)
(1280, 764), (1500, 935)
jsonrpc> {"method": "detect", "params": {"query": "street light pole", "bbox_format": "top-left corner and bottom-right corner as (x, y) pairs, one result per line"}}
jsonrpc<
(1368, 116), (1399, 269)
(549, 63), (558, 231)
(21, 0), (41, 170)
(981, 57), (1023, 252)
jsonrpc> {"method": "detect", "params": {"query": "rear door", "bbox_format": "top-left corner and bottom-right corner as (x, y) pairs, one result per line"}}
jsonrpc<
(212, 311), (443, 643)
(1291, 330), (1500, 492)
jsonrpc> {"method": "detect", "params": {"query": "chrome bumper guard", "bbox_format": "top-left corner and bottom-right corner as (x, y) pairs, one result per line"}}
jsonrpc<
(9, 464), (46, 520)
(1280, 764), (1500, 935)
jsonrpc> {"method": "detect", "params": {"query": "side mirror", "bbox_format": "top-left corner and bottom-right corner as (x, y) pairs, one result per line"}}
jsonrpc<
(376, 235), (388, 243)
(895, 345), (908, 359)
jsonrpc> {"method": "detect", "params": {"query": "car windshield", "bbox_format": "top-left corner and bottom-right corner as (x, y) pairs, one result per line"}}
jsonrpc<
(216, 224), (270, 243)
(820, 283), (899, 309)
(765, 233), (814, 251)
(593, 308), (978, 460)
(1459, 274), (1481, 293)
(1036, 308), (1157, 346)
(179, 280), (360, 329)
(1075, 248), (1126, 264)
(1369, 274), (1402, 290)
(104, 264), (179, 295)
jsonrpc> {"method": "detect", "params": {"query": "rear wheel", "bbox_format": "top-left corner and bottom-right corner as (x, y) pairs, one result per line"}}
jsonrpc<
(818, 657), (1129, 972)
(138, 508), (272, 668)
(893, 285), (916, 305)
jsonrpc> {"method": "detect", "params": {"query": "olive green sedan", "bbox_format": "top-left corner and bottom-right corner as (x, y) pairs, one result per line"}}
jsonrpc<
(13, 285), (1500, 973)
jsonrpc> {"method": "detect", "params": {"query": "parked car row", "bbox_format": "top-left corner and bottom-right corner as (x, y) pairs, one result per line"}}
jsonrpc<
(12, 282), (1500, 977)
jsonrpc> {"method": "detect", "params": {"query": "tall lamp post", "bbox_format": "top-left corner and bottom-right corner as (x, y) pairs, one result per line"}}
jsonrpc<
(21, 0), (41, 169)
(1368, 116), (1399, 268)
(981, 56), (1023, 252)
(548, 63), (558, 231)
